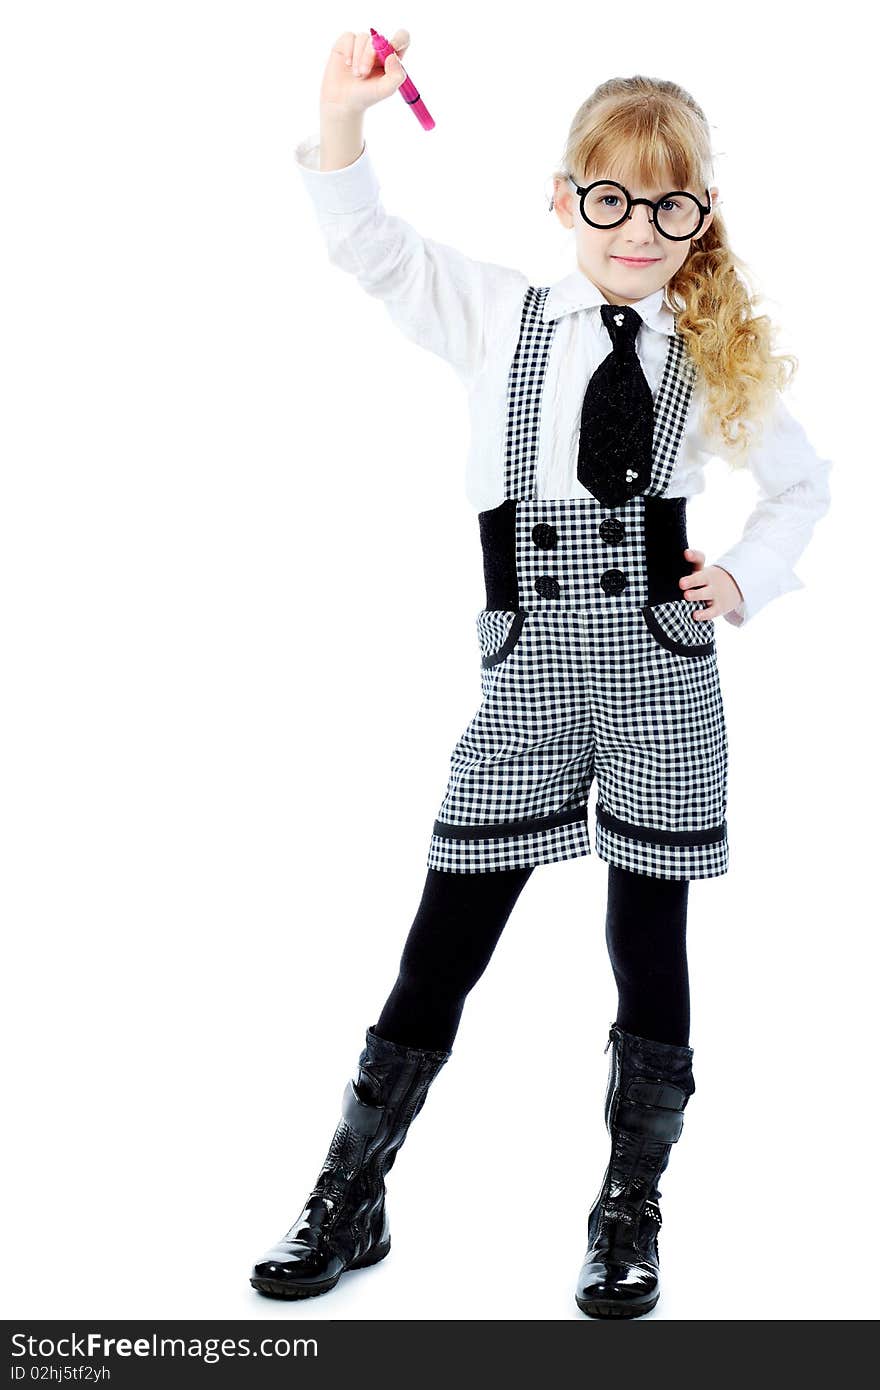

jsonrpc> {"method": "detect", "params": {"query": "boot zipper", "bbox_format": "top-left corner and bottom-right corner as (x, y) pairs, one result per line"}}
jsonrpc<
(604, 1029), (621, 1132)
(351, 1060), (426, 1251)
(385, 1059), (428, 1148)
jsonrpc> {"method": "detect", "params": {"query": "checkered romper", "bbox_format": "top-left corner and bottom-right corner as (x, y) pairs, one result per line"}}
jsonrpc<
(426, 284), (729, 880)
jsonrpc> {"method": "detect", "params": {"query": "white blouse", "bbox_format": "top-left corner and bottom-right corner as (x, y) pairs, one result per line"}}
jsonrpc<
(294, 132), (832, 629)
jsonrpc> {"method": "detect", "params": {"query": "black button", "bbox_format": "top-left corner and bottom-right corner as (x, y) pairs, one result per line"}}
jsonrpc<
(531, 522), (558, 549)
(534, 576), (561, 599)
(598, 517), (625, 545)
(600, 568), (628, 596)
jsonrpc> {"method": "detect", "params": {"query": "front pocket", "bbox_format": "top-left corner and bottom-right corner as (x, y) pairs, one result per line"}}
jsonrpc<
(476, 608), (527, 668)
(641, 599), (715, 657)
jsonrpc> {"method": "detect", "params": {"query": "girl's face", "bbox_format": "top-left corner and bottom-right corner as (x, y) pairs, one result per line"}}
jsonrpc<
(552, 164), (718, 306)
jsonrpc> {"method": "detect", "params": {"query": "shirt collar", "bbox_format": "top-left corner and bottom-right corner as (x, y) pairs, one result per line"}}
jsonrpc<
(541, 267), (676, 336)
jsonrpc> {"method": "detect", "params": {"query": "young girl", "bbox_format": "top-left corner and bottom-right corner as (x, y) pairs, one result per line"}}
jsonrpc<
(250, 30), (831, 1318)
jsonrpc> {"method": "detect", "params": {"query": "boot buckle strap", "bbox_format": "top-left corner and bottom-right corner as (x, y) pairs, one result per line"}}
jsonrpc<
(628, 1080), (689, 1109)
(341, 1079), (384, 1137)
(616, 1087), (688, 1143)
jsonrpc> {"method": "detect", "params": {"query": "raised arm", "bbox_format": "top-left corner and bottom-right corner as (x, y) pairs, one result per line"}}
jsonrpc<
(294, 29), (527, 387)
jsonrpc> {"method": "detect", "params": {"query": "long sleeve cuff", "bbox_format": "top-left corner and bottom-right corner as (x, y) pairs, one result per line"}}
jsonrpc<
(711, 538), (806, 628)
(293, 130), (380, 214)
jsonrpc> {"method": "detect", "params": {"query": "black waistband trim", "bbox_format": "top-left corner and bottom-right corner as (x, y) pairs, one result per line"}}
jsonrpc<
(644, 495), (690, 605)
(478, 500), (519, 610)
(478, 495), (691, 610)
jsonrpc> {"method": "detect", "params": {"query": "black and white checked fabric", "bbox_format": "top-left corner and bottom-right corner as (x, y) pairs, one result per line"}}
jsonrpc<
(427, 286), (728, 880)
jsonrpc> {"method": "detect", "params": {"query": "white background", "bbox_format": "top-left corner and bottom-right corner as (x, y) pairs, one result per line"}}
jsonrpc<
(2, 0), (876, 1322)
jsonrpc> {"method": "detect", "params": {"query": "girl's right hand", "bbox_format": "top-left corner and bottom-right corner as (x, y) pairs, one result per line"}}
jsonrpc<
(320, 29), (410, 117)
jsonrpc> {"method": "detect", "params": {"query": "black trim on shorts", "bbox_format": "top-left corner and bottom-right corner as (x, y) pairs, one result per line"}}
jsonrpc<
(433, 802), (590, 840)
(641, 603), (716, 657)
(482, 610), (528, 667)
(597, 802), (726, 846)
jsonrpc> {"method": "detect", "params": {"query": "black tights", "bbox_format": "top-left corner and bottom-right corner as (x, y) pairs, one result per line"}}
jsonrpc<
(375, 864), (690, 1053)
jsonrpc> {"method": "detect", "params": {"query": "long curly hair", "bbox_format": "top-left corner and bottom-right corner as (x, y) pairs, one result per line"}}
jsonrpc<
(551, 76), (797, 462)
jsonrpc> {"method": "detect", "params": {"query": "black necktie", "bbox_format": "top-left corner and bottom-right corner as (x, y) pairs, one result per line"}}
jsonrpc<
(577, 302), (654, 506)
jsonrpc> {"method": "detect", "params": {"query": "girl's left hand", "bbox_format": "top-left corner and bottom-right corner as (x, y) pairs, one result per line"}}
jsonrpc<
(679, 549), (744, 621)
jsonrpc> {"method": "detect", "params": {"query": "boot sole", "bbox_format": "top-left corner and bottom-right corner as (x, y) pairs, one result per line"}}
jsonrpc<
(575, 1292), (659, 1319)
(250, 1238), (392, 1300)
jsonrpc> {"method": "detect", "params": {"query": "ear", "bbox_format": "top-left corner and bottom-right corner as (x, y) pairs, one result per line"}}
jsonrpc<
(551, 175), (576, 229)
(693, 185), (720, 240)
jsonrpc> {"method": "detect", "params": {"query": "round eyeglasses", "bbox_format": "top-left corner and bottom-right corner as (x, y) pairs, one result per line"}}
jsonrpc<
(561, 177), (713, 242)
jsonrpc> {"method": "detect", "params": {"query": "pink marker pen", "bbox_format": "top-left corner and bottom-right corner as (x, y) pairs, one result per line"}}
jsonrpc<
(369, 27), (435, 131)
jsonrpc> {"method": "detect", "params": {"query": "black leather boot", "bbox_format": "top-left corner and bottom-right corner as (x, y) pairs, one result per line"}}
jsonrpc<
(250, 1026), (451, 1300)
(575, 1022), (695, 1319)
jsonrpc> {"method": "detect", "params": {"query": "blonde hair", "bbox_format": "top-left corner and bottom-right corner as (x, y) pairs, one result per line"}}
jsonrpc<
(552, 76), (797, 462)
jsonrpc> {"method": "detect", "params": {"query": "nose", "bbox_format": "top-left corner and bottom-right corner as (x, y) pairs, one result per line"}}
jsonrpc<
(622, 204), (656, 244)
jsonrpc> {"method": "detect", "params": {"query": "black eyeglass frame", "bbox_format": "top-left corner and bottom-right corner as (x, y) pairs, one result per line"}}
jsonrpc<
(560, 177), (713, 242)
